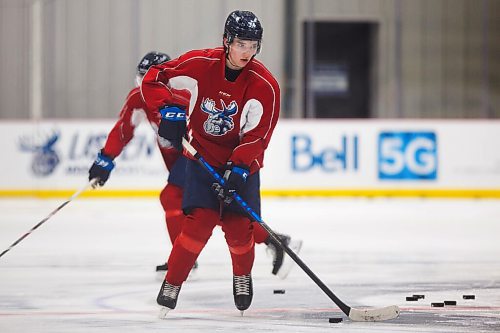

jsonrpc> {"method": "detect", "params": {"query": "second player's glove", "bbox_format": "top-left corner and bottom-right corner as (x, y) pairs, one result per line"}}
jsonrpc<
(158, 105), (186, 151)
(88, 150), (115, 187)
(212, 162), (250, 205)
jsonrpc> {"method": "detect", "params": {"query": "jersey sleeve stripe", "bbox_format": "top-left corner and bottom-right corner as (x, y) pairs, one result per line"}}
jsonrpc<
(233, 69), (278, 154)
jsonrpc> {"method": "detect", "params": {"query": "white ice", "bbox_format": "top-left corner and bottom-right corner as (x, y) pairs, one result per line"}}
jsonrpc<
(1, 197), (500, 332)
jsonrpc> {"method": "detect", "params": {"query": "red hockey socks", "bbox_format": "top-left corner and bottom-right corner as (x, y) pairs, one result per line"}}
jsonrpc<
(166, 208), (218, 285)
(221, 212), (255, 275)
(160, 183), (184, 245)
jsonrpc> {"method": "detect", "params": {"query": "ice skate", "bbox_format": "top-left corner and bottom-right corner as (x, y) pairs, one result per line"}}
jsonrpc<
(267, 234), (303, 279)
(157, 279), (181, 318)
(233, 274), (253, 314)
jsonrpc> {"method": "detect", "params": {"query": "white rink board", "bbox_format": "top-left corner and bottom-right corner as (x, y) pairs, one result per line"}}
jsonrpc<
(261, 120), (500, 189)
(0, 120), (167, 190)
(1, 119), (500, 193)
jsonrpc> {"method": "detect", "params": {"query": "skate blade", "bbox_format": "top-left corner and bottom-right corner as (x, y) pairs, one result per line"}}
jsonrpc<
(158, 306), (171, 319)
(155, 271), (167, 282)
(240, 310), (245, 317)
(277, 239), (303, 280)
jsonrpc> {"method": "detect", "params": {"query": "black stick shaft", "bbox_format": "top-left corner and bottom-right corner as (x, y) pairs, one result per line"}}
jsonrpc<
(185, 142), (352, 316)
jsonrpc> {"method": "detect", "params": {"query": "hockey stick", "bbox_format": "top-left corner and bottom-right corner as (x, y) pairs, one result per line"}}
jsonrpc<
(0, 179), (97, 259)
(182, 138), (399, 322)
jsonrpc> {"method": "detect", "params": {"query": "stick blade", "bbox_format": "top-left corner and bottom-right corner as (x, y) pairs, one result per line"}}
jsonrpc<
(348, 305), (400, 322)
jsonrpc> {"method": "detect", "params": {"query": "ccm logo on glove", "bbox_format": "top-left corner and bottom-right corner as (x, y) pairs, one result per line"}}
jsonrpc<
(161, 110), (186, 121)
(158, 105), (187, 151)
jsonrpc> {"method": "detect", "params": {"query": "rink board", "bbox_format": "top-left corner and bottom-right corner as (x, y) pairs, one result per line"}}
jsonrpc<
(1, 119), (499, 198)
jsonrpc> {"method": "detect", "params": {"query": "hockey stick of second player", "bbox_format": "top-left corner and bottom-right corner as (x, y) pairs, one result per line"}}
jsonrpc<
(0, 179), (97, 259)
(182, 138), (399, 322)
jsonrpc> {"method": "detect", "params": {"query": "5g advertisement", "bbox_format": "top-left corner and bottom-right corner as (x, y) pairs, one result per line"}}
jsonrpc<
(1, 120), (499, 197)
(260, 120), (500, 195)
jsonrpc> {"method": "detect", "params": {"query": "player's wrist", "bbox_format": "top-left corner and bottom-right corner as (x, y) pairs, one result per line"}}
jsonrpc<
(95, 150), (115, 171)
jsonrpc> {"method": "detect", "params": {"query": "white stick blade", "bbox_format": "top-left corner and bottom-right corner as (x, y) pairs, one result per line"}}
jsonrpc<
(348, 305), (400, 322)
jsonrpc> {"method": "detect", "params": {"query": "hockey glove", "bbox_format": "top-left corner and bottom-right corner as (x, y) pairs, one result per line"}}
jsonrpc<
(88, 150), (115, 187)
(158, 105), (186, 151)
(212, 162), (250, 205)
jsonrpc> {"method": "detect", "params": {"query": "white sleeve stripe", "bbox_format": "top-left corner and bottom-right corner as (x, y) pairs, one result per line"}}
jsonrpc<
(240, 99), (263, 135)
(247, 70), (277, 140)
(233, 69), (277, 154)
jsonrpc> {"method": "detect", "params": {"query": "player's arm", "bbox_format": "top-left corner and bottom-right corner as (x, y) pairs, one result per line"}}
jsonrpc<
(140, 56), (189, 111)
(230, 82), (281, 168)
(140, 58), (191, 150)
(88, 91), (139, 187)
(102, 91), (141, 157)
(213, 83), (280, 205)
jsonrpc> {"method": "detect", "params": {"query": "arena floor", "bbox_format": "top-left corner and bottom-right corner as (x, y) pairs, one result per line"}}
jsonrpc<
(1, 197), (499, 332)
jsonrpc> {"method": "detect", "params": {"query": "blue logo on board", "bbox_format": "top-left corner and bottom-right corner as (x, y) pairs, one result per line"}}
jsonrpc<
(19, 130), (61, 177)
(378, 131), (437, 180)
(291, 134), (358, 172)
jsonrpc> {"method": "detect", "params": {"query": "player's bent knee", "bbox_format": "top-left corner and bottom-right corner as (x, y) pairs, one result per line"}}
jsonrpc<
(176, 232), (207, 254)
(228, 235), (255, 255)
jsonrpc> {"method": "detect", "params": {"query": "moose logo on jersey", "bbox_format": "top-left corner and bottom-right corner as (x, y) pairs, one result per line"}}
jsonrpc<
(201, 98), (238, 136)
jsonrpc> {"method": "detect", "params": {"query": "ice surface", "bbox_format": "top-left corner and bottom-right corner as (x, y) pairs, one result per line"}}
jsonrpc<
(1, 197), (500, 332)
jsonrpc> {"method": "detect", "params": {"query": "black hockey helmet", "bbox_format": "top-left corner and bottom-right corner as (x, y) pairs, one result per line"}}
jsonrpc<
(137, 51), (171, 76)
(224, 10), (263, 53)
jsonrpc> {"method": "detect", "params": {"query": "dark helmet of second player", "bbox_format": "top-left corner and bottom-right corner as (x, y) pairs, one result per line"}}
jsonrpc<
(137, 51), (171, 76)
(224, 10), (263, 53)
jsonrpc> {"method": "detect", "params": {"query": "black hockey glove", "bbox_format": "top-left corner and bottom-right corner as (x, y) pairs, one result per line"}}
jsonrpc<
(88, 150), (115, 187)
(212, 162), (250, 205)
(158, 105), (186, 151)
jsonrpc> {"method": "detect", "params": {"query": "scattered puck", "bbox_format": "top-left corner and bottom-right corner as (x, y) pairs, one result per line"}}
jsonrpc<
(329, 317), (343, 323)
(273, 289), (285, 294)
(463, 295), (475, 300)
(413, 294), (425, 299)
(444, 300), (457, 306)
(431, 302), (444, 307)
(406, 296), (419, 301)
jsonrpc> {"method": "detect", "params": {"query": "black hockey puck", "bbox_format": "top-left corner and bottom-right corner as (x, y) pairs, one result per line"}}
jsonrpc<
(431, 302), (444, 307)
(329, 317), (343, 323)
(463, 295), (475, 300)
(273, 289), (285, 294)
(406, 296), (419, 301)
(413, 294), (425, 299)
(444, 300), (457, 306)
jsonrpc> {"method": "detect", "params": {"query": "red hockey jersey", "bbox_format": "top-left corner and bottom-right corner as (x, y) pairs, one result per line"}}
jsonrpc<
(102, 87), (181, 171)
(140, 47), (280, 173)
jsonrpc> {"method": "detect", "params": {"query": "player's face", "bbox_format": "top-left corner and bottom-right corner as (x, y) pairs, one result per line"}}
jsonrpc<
(226, 37), (259, 70)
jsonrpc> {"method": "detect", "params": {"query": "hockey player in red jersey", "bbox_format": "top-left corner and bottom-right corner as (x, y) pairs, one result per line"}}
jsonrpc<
(88, 51), (189, 272)
(89, 51), (301, 278)
(141, 10), (289, 315)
